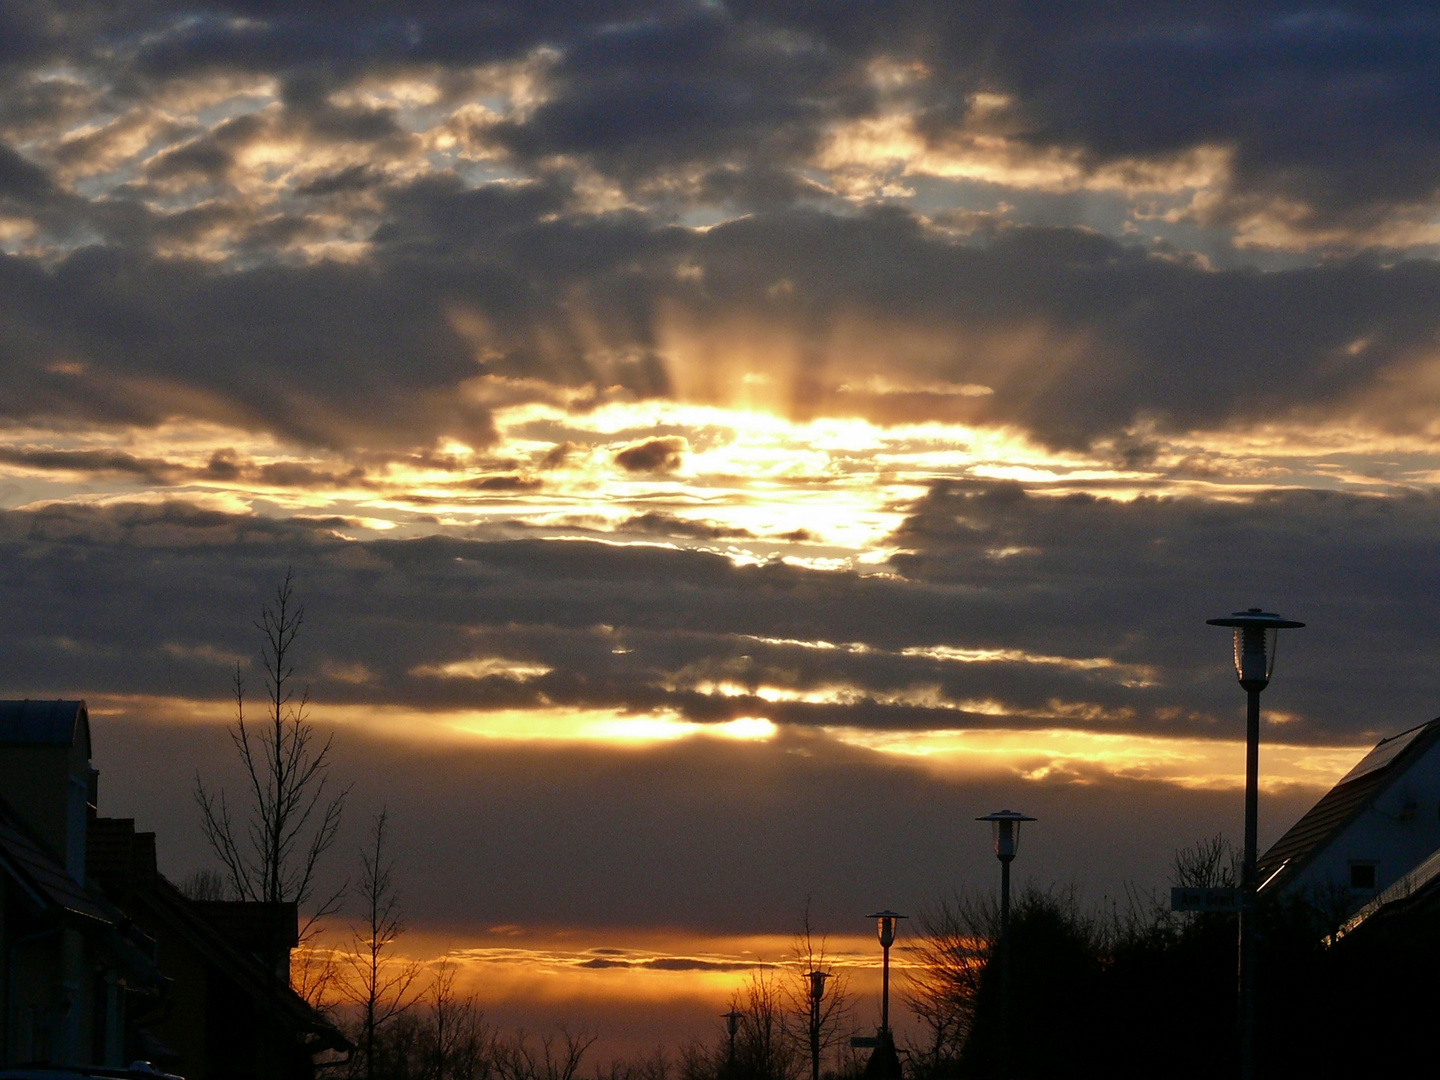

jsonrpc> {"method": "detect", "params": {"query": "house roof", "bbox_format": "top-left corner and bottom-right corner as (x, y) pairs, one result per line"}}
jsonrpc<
(0, 796), (164, 990)
(0, 797), (111, 923)
(88, 816), (350, 1055)
(0, 699), (90, 756)
(1258, 717), (1440, 893)
(145, 877), (349, 1053)
(192, 899), (300, 952)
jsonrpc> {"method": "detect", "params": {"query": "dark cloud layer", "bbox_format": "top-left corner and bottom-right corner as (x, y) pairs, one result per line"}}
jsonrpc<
(3, 488), (1439, 744)
(2, 2), (1439, 455)
(9, 2), (1438, 223)
(5, 205), (1440, 451)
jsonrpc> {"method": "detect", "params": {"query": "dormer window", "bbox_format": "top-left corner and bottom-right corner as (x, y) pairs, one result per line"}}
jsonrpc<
(1350, 862), (1377, 890)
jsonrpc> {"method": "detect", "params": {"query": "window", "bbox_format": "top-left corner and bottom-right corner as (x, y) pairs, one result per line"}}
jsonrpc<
(1350, 862), (1377, 890)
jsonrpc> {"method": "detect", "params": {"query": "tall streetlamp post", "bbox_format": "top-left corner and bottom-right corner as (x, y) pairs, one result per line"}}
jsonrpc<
(866, 910), (906, 1037)
(976, 810), (1035, 1077)
(1206, 608), (1304, 1080)
(806, 969), (830, 1080)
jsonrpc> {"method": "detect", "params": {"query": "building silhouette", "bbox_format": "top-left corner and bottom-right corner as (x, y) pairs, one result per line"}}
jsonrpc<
(0, 700), (348, 1075)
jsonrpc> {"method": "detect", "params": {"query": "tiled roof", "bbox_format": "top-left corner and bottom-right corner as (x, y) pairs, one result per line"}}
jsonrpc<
(0, 802), (111, 923)
(0, 796), (164, 990)
(192, 899), (300, 952)
(89, 816), (350, 1055)
(1258, 718), (1440, 892)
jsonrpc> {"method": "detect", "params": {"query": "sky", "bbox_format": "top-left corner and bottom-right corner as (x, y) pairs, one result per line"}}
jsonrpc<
(5, 0), (1440, 1059)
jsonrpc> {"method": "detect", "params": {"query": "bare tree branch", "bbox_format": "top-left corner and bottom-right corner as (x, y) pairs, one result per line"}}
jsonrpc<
(341, 808), (425, 1080)
(193, 568), (351, 982)
(786, 902), (851, 1080)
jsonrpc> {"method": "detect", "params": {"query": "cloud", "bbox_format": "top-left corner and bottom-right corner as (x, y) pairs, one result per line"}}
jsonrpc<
(9, 199), (1440, 454)
(4, 488), (1440, 747)
(0, 141), (54, 202)
(0, 445), (177, 481)
(621, 512), (753, 540)
(9, 6), (1440, 1042)
(615, 437), (687, 473)
(6, 2), (1440, 458)
(81, 3), (1440, 239)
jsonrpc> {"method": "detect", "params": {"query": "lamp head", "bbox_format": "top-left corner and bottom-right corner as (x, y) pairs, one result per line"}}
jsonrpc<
(807, 970), (830, 1002)
(867, 909), (907, 948)
(976, 810), (1037, 862)
(1206, 609), (1304, 692)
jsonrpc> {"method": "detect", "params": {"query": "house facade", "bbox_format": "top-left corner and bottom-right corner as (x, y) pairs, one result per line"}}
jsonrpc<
(1258, 717), (1440, 918)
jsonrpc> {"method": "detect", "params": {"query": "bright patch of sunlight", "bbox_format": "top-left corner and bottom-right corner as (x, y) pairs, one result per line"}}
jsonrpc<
(411, 657), (554, 680)
(826, 726), (1368, 791)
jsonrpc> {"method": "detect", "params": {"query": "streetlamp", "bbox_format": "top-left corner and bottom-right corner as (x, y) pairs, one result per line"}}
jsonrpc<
(722, 1008), (742, 1079)
(866, 910), (906, 1036)
(976, 810), (1035, 1076)
(806, 969), (831, 1080)
(1206, 608), (1304, 1080)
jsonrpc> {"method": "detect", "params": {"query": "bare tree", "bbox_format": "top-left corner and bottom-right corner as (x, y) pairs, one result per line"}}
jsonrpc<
(903, 893), (994, 1078)
(595, 1049), (673, 1080)
(194, 570), (349, 959)
(343, 808), (424, 1080)
(678, 1039), (722, 1080)
(785, 904), (851, 1080)
(728, 971), (797, 1080)
(427, 958), (496, 1080)
(178, 867), (232, 901)
(1171, 834), (1238, 890)
(493, 1029), (597, 1080)
(188, 571), (350, 1080)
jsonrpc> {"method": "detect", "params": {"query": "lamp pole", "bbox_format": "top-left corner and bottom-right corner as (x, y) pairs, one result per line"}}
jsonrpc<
(723, 1008), (742, 1079)
(866, 910), (906, 1037)
(807, 970), (830, 1080)
(1207, 608), (1304, 1080)
(977, 810), (1035, 1078)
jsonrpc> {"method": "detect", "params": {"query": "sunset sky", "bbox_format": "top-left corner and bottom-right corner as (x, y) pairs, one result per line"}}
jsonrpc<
(5, 0), (1440, 1058)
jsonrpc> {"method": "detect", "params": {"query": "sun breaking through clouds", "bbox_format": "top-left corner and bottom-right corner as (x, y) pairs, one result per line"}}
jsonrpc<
(5, 0), (1440, 1056)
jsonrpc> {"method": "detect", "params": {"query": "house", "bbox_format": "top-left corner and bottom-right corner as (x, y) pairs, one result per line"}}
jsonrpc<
(0, 700), (349, 1077)
(0, 699), (166, 1064)
(86, 817), (349, 1080)
(1257, 717), (1440, 919)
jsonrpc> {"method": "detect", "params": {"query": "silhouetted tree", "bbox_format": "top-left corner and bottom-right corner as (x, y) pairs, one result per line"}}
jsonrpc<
(903, 893), (990, 1079)
(728, 971), (798, 1080)
(178, 866), (232, 901)
(426, 957), (500, 1080)
(343, 808), (424, 1080)
(494, 1028), (597, 1080)
(785, 904), (851, 1080)
(1170, 834), (1237, 890)
(595, 1049), (673, 1080)
(194, 569), (349, 947)
(677, 1032), (725, 1080)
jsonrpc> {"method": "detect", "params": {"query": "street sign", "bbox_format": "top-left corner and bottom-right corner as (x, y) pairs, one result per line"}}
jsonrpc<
(1171, 886), (1243, 913)
(850, 1037), (879, 1049)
